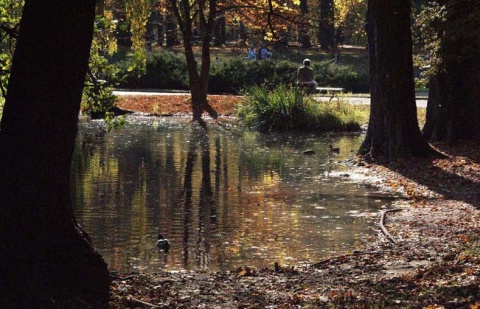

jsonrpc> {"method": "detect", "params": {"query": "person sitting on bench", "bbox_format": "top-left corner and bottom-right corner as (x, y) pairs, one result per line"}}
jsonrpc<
(297, 58), (318, 92)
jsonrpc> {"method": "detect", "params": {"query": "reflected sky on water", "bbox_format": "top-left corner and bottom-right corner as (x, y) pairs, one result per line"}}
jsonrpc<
(72, 116), (392, 273)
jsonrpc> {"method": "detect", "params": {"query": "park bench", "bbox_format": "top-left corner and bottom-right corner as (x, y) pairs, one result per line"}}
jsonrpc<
(315, 87), (345, 94)
(297, 83), (346, 101)
(315, 87), (345, 102)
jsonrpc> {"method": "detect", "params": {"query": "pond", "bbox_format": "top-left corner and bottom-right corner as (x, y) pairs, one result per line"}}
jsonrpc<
(72, 116), (392, 273)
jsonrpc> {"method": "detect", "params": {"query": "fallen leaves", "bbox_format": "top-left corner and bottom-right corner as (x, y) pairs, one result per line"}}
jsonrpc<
(117, 94), (242, 116)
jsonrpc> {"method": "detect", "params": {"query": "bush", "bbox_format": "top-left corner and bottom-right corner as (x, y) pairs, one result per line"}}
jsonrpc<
(117, 50), (189, 90)
(115, 50), (367, 94)
(236, 84), (361, 133)
(209, 58), (250, 93)
(211, 59), (365, 94)
(313, 61), (359, 91)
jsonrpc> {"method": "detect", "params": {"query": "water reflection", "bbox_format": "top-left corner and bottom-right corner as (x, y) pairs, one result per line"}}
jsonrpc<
(72, 116), (391, 273)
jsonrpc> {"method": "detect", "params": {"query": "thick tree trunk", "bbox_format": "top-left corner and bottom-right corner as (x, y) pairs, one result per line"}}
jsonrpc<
(422, 0), (480, 143)
(318, 0), (335, 50)
(0, 0), (110, 306)
(422, 74), (446, 141)
(359, 0), (437, 162)
(185, 42), (218, 125)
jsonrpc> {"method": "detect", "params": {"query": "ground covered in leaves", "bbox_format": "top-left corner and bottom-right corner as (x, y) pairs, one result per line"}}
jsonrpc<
(109, 96), (480, 308)
(117, 94), (242, 117)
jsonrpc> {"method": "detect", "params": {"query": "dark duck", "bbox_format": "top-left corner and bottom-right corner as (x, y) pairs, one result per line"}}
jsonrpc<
(329, 144), (340, 153)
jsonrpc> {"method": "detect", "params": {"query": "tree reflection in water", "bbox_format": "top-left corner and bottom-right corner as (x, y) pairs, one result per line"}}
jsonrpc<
(72, 118), (392, 273)
(180, 126), (216, 269)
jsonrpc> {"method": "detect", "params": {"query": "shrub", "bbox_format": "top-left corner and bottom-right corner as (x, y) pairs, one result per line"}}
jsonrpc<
(117, 50), (189, 90)
(236, 84), (361, 133)
(115, 51), (367, 94)
(313, 61), (359, 91)
(209, 58), (250, 93)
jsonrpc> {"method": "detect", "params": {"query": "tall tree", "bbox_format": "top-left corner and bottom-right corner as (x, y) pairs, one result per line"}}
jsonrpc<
(422, 0), (480, 143)
(297, 0), (311, 48)
(359, 0), (437, 162)
(213, 14), (226, 46)
(169, 0), (219, 125)
(165, 2), (178, 47)
(318, 0), (335, 49)
(0, 0), (110, 306)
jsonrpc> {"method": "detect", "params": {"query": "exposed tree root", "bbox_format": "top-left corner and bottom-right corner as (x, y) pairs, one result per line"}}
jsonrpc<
(379, 209), (403, 243)
(127, 297), (159, 308)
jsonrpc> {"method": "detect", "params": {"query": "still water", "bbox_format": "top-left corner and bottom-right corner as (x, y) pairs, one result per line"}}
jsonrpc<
(72, 116), (391, 273)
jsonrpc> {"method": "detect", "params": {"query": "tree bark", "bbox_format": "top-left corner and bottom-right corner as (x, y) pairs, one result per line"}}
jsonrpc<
(359, 0), (437, 162)
(166, 5), (177, 47)
(422, 0), (480, 143)
(213, 15), (226, 46)
(170, 0), (218, 126)
(0, 0), (110, 306)
(318, 0), (335, 50)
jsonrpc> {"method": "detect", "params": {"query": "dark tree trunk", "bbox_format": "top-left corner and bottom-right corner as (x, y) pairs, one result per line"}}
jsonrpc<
(297, 0), (311, 49)
(422, 74), (446, 141)
(359, 0), (437, 162)
(185, 40), (218, 125)
(213, 15), (226, 46)
(170, 0), (218, 126)
(422, 0), (480, 143)
(166, 7), (177, 47)
(0, 0), (110, 307)
(318, 0), (335, 49)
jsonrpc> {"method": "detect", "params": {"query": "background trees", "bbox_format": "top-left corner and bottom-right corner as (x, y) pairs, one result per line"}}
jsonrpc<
(0, 0), (110, 306)
(420, 0), (480, 143)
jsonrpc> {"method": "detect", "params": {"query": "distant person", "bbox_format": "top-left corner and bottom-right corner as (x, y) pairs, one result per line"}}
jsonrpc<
(257, 43), (272, 60)
(192, 27), (200, 45)
(297, 58), (318, 92)
(245, 45), (256, 60)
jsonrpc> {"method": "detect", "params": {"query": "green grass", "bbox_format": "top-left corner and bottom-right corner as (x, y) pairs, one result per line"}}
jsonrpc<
(236, 84), (363, 133)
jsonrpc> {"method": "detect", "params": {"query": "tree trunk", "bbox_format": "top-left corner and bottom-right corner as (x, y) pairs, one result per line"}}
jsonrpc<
(170, 0), (218, 126)
(318, 0), (335, 49)
(422, 0), (480, 143)
(359, 0), (437, 162)
(0, 0), (110, 306)
(184, 41), (218, 125)
(213, 15), (226, 46)
(422, 74), (446, 141)
(166, 6), (177, 47)
(297, 0), (311, 49)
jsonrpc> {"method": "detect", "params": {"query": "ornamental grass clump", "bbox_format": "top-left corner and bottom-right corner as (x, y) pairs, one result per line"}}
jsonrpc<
(236, 84), (361, 133)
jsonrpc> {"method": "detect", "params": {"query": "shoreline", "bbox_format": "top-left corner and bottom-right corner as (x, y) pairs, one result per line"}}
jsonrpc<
(108, 95), (480, 308)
